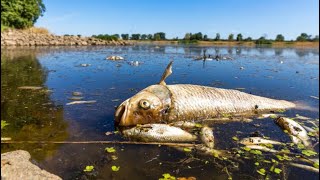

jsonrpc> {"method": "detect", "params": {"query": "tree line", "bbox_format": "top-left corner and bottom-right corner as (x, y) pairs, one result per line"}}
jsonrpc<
(91, 32), (319, 43)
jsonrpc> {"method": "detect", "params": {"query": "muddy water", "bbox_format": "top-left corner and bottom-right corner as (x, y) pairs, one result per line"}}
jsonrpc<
(1, 46), (319, 180)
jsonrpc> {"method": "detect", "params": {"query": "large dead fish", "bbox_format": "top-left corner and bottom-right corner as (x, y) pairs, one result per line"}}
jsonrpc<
(275, 117), (311, 147)
(115, 61), (296, 126)
(122, 124), (197, 142)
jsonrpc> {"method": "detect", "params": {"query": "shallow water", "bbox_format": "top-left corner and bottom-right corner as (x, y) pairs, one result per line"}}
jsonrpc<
(1, 45), (319, 180)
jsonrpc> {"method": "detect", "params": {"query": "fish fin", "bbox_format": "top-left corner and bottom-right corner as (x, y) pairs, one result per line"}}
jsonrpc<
(159, 61), (173, 85)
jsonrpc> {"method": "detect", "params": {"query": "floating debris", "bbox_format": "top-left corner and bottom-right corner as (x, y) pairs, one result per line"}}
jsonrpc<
(111, 99), (120, 102)
(288, 163), (319, 173)
(18, 86), (43, 90)
(129, 61), (141, 66)
(106, 56), (124, 60)
(80, 63), (91, 67)
(72, 92), (83, 96)
(66, 100), (97, 105)
(68, 97), (84, 101)
(310, 96), (319, 100)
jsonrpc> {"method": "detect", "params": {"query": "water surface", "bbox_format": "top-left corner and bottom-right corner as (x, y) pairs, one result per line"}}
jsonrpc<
(1, 45), (319, 180)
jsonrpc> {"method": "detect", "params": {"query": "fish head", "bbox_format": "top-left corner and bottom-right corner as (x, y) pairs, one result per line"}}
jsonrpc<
(115, 85), (171, 126)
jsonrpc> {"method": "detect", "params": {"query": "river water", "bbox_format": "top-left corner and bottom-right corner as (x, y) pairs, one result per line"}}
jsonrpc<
(1, 45), (319, 180)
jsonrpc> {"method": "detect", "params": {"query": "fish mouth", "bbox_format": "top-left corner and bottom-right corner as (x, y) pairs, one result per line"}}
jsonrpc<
(114, 99), (130, 126)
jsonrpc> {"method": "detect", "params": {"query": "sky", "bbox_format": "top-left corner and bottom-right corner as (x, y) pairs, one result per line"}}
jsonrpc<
(35, 0), (319, 40)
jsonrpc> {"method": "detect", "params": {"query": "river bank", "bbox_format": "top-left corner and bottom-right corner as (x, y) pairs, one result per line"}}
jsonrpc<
(1, 29), (131, 46)
(130, 40), (319, 48)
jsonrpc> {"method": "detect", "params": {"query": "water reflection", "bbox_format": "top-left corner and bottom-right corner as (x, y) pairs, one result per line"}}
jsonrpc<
(1, 49), (68, 161)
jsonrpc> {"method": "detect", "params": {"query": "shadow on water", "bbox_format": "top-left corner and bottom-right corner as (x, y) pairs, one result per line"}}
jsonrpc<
(0, 46), (319, 180)
(1, 49), (68, 161)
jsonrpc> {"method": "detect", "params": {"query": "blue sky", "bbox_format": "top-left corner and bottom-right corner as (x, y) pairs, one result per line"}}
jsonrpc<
(35, 0), (319, 40)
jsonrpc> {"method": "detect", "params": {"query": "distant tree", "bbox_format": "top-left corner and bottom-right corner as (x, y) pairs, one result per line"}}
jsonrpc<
(203, 34), (208, 41)
(275, 34), (285, 41)
(236, 33), (243, 41)
(113, 34), (120, 39)
(153, 32), (166, 40)
(121, 34), (129, 40)
(130, 34), (141, 40)
(147, 34), (153, 40)
(184, 33), (192, 40)
(214, 33), (220, 41)
(313, 35), (319, 42)
(255, 36), (272, 45)
(228, 34), (234, 41)
(154, 34), (161, 40)
(1, 0), (46, 29)
(141, 34), (147, 40)
(195, 32), (203, 40)
(296, 33), (311, 41)
(244, 37), (252, 41)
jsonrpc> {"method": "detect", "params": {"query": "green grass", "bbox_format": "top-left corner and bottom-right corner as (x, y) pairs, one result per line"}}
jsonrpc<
(1, 24), (10, 32)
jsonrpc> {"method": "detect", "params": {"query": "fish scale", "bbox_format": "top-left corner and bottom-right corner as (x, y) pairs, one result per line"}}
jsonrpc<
(166, 84), (295, 122)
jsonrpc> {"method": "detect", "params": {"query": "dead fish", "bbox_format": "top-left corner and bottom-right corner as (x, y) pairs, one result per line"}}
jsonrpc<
(200, 126), (214, 148)
(245, 145), (278, 153)
(288, 163), (319, 173)
(257, 113), (283, 119)
(275, 117), (311, 147)
(115, 61), (296, 126)
(66, 100), (96, 105)
(122, 124), (197, 142)
(170, 121), (197, 128)
(240, 137), (284, 146)
(106, 56), (124, 60)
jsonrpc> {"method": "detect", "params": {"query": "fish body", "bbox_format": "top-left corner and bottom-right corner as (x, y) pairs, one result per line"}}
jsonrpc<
(115, 61), (296, 126)
(245, 145), (278, 153)
(122, 124), (197, 142)
(200, 126), (214, 148)
(275, 117), (311, 147)
(240, 137), (284, 146)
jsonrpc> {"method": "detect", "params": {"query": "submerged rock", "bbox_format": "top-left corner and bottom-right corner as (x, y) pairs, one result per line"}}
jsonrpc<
(1, 150), (62, 180)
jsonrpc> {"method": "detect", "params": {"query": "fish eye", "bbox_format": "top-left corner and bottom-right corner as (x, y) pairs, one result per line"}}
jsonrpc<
(139, 99), (150, 109)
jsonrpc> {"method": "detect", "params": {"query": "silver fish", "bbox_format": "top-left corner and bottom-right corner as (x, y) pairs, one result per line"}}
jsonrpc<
(122, 124), (197, 142)
(245, 145), (278, 153)
(275, 117), (311, 147)
(115, 61), (296, 126)
(240, 137), (284, 146)
(200, 126), (214, 148)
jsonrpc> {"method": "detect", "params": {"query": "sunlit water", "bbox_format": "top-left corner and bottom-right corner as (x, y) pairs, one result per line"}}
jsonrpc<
(1, 45), (319, 180)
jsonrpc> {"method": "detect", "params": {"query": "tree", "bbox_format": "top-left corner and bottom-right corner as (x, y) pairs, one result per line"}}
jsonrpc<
(184, 33), (191, 40)
(228, 34), (234, 41)
(236, 33), (243, 41)
(154, 32), (166, 40)
(130, 34), (141, 40)
(203, 34), (208, 41)
(296, 33), (311, 41)
(141, 34), (147, 40)
(154, 34), (161, 40)
(244, 37), (252, 41)
(112, 34), (120, 39)
(121, 34), (129, 40)
(1, 0), (46, 29)
(214, 33), (220, 41)
(313, 35), (319, 42)
(147, 34), (153, 40)
(275, 34), (285, 41)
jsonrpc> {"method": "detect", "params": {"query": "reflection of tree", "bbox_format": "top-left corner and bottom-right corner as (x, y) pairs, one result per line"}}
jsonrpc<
(227, 48), (233, 55)
(274, 48), (283, 56)
(1, 50), (68, 161)
(236, 47), (242, 55)
(295, 49), (309, 58)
